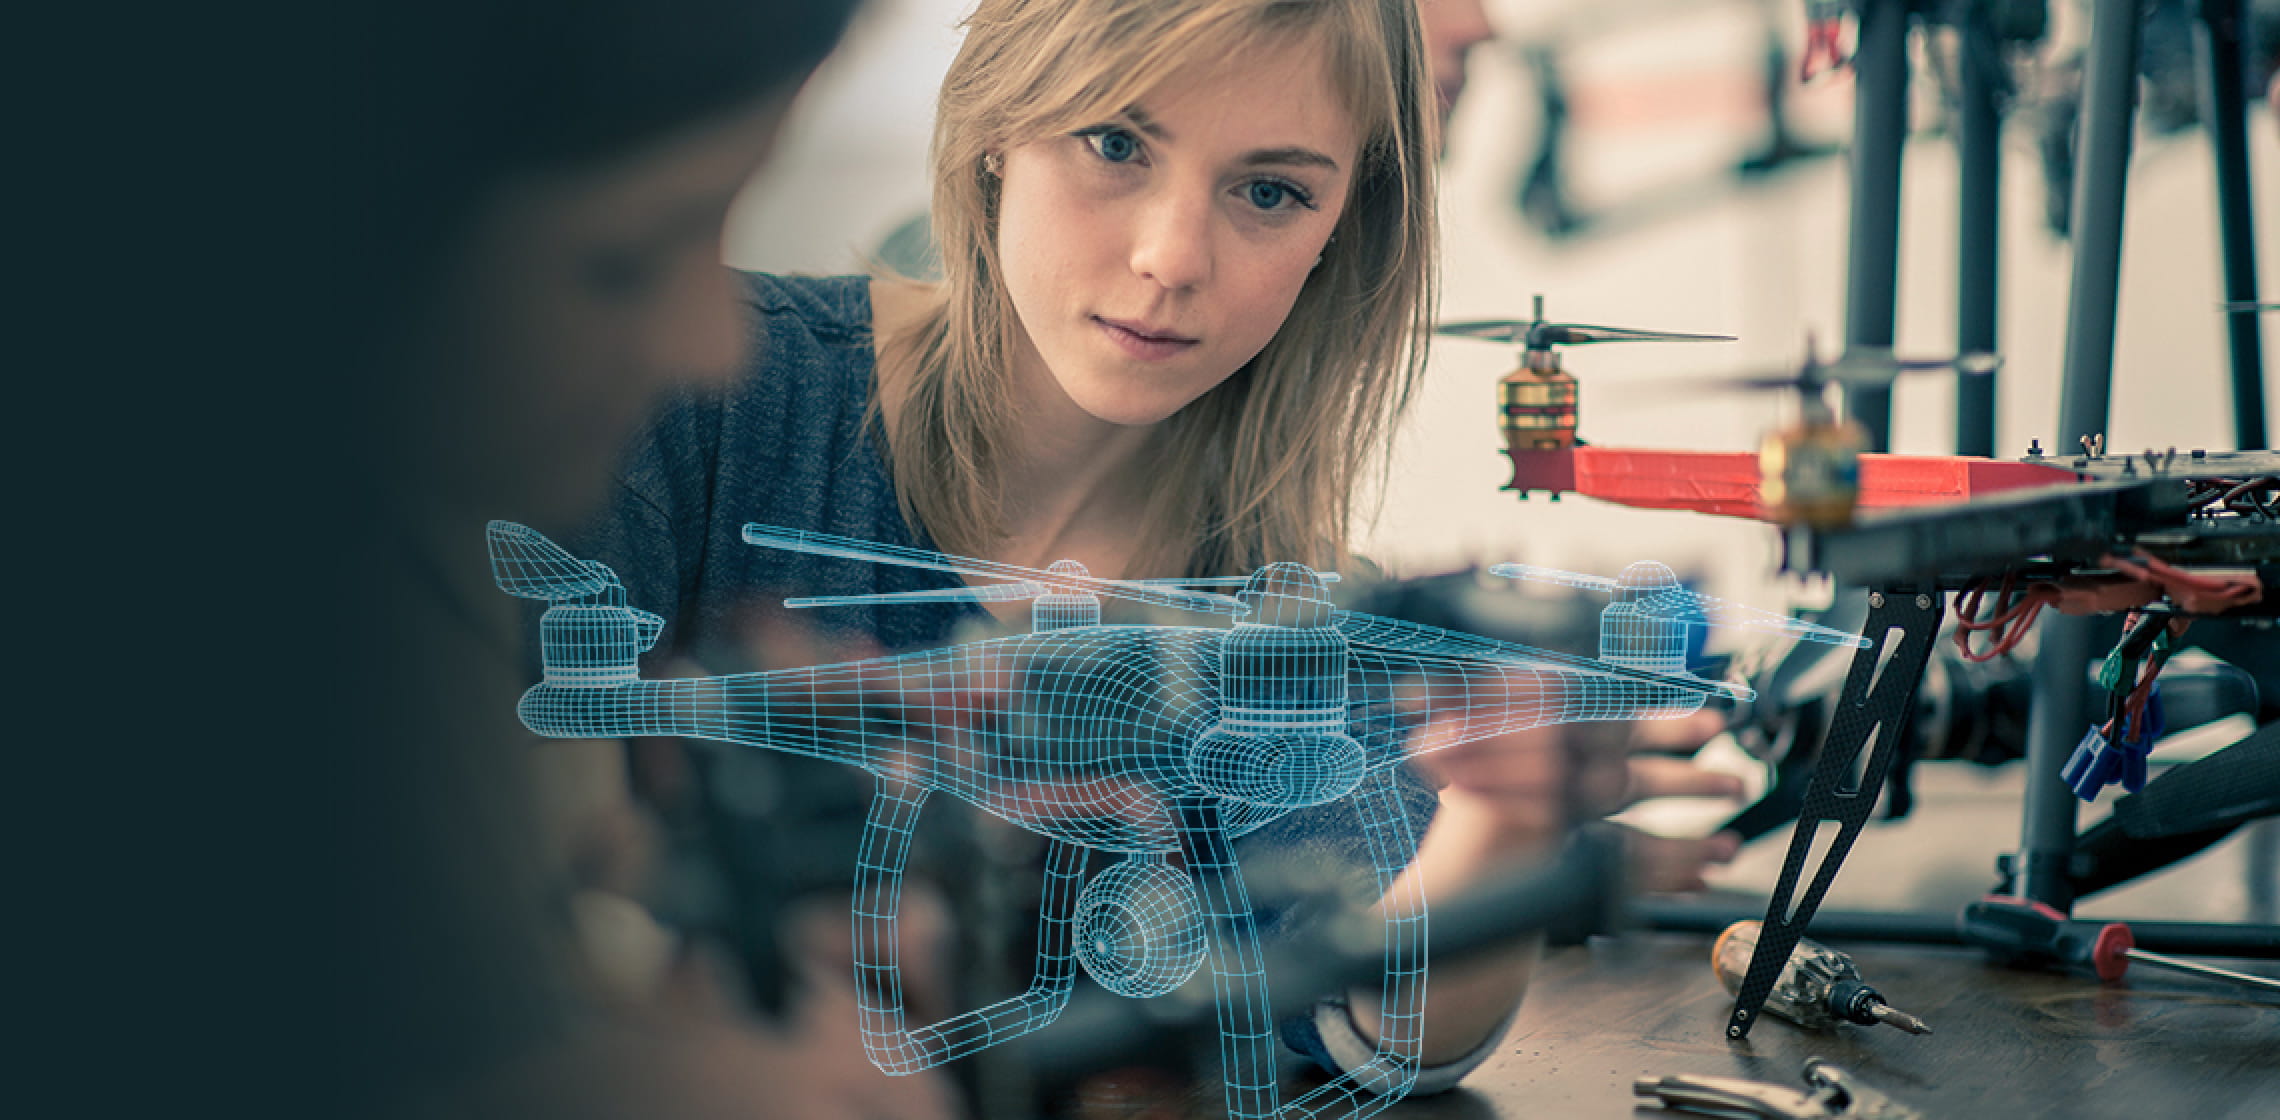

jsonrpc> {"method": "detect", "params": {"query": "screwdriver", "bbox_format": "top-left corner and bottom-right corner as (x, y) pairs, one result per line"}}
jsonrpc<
(1713, 920), (1932, 1034)
(1961, 896), (2280, 993)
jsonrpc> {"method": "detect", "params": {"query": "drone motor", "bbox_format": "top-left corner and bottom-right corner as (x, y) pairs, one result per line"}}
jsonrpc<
(1187, 564), (1365, 810)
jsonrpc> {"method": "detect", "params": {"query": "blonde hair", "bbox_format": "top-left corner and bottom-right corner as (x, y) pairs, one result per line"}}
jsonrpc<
(879, 0), (1438, 575)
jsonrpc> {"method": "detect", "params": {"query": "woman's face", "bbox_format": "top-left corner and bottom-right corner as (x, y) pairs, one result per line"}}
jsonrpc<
(994, 35), (1360, 430)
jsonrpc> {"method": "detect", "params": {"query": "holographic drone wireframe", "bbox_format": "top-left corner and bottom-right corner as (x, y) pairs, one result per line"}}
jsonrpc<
(488, 520), (1864, 1120)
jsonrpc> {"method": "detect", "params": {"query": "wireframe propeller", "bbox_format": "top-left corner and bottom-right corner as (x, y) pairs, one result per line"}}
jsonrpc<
(1330, 609), (1756, 701)
(743, 522), (1758, 699)
(783, 570), (1345, 610)
(742, 523), (1252, 617)
(1487, 561), (1868, 649)
(489, 520), (618, 600)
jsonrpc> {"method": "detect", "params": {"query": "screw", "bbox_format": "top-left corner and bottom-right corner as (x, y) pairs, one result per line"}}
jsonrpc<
(1870, 592), (1886, 608)
(1916, 594), (1932, 609)
(2192, 449), (2206, 459)
(2025, 438), (2044, 459)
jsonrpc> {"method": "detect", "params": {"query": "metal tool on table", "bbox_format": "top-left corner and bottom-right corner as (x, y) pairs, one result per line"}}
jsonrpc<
(1635, 1058), (1924, 1120)
(1962, 896), (2280, 994)
(1713, 920), (1932, 1034)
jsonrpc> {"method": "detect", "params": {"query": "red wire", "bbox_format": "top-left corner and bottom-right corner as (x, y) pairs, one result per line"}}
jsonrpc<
(1953, 574), (2046, 661)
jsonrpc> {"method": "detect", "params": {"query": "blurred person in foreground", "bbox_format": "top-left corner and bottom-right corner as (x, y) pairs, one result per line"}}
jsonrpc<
(339, 2), (956, 1118)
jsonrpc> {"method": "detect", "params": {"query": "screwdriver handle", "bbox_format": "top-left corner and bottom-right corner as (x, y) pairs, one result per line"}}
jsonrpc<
(1960, 896), (2134, 981)
(1713, 921), (1932, 1032)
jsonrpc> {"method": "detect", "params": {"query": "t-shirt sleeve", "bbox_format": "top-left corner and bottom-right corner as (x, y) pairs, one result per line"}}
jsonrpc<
(575, 386), (722, 670)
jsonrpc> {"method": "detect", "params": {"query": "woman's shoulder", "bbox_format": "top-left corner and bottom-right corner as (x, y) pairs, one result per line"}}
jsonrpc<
(740, 271), (874, 344)
(623, 272), (879, 486)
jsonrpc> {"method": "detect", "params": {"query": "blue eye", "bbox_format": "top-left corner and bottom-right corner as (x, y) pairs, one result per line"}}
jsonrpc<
(1243, 179), (1314, 212)
(1083, 127), (1140, 163)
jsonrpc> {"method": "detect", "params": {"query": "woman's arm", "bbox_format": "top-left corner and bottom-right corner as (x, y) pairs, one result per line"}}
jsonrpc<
(1344, 711), (1743, 1074)
(1343, 726), (1565, 1068)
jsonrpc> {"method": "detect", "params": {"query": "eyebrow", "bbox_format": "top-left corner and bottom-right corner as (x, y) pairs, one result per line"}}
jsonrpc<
(1119, 106), (1342, 173)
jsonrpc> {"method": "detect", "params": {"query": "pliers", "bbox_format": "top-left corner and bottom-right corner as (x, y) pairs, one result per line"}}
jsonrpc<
(1635, 1058), (1924, 1120)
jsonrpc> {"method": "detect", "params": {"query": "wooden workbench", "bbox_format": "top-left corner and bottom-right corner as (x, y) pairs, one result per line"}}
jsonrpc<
(1418, 931), (2279, 1120)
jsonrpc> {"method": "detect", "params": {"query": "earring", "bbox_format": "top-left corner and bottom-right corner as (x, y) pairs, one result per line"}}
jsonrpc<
(982, 151), (1003, 177)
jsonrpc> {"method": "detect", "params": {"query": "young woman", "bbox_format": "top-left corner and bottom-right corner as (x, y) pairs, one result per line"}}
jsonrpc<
(579, 0), (1571, 1100)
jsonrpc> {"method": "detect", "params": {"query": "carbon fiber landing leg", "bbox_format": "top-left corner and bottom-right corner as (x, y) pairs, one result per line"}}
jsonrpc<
(1726, 590), (1945, 1039)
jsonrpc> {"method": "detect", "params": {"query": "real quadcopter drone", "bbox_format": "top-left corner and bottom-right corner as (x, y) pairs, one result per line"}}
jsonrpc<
(1439, 304), (2278, 1041)
(1438, 307), (2044, 529)
(488, 519), (1865, 1120)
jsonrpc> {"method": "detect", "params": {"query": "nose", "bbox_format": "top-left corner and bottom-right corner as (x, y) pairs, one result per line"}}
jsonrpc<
(1128, 188), (1214, 292)
(644, 259), (747, 386)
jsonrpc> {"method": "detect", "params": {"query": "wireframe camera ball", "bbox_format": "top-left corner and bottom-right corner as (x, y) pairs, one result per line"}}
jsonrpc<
(1074, 858), (1208, 999)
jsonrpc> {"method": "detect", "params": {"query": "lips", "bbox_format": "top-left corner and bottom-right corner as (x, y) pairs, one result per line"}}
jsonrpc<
(1094, 316), (1199, 361)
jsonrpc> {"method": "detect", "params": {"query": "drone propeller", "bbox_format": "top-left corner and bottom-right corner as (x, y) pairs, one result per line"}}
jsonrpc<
(1486, 563), (1617, 595)
(1613, 336), (2000, 401)
(1487, 562), (1869, 649)
(785, 582), (1049, 609)
(782, 574), (1345, 610)
(2221, 300), (2279, 313)
(741, 523), (1251, 617)
(1125, 573), (1340, 587)
(488, 520), (619, 601)
(1331, 609), (1756, 701)
(1436, 294), (1733, 352)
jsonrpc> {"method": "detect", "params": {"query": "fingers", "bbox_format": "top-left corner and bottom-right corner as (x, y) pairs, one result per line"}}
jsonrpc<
(1623, 827), (1743, 894)
(1628, 708), (1727, 753)
(1624, 756), (1747, 803)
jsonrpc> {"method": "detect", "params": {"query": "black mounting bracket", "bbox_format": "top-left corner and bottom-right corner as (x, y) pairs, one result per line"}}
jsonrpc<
(1726, 587), (1947, 1039)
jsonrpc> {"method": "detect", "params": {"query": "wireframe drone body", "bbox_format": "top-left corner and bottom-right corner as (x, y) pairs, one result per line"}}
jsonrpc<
(489, 521), (1859, 1120)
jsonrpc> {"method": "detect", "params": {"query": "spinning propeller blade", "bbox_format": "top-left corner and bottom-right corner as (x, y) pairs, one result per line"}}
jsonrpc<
(1433, 320), (1733, 347)
(741, 523), (1251, 617)
(1331, 610), (1754, 701)
(488, 520), (618, 601)
(1436, 294), (1733, 351)
(1485, 562), (1868, 649)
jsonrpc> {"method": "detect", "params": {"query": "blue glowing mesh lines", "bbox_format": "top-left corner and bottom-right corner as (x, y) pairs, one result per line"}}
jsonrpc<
(488, 520), (614, 599)
(490, 521), (1798, 1117)
(1173, 774), (1427, 1120)
(1175, 797), (1281, 1119)
(854, 778), (1090, 1071)
(488, 520), (663, 686)
(1192, 616), (1363, 810)
(1488, 559), (1870, 651)
(1073, 856), (1207, 998)
(1277, 770), (1427, 1120)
